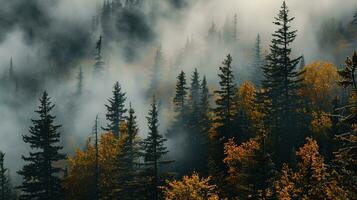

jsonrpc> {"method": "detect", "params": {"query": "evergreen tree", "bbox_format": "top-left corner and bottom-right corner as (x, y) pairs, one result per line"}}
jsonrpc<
(209, 54), (237, 195)
(93, 36), (105, 74)
(92, 115), (100, 200)
(251, 34), (264, 87)
(188, 68), (201, 123)
(76, 66), (83, 96)
(261, 1), (303, 164)
(103, 81), (127, 137)
(196, 76), (211, 175)
(214, 54), (237, 140)
(0, 151), (12, 200)
(114, 103), (142, 199)
(141, 96), (171, 200)
(173, 71), (188, 118)
(148, 46), (164, 97)
(17, 91), (66, 200)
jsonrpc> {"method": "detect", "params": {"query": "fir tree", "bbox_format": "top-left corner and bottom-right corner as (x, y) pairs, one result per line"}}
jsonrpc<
(173, 71), (188, 118)
(93, 36), (105, 74)
(0, 151), (12, 200)
(261, 1), (303, 164)
(214, 54), (237, 140)
(17, 91), (66, 200)
(148, 46), (164, 97)
(141, 96), (172, 200)
(103, 81), (127, 137)
(251, 34), (264, 87)
(189, 68), (201, 123)
(92, 115), (100, 200)
(114, 103), (142, 199)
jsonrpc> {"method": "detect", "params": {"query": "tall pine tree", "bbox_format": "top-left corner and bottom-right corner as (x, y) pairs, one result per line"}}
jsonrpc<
(261, 1), (303, 164)
(0, 151), (12, 200)
(93, 36), (105, 74)
(114, 103), (142, 199)
(17, 91), (66, 200)
(148, 46), (164, 97)
(251, 34), (264, 87)
(141, 96), (171, 200)
(173, 70), (188, 117)
(103, 81), (127, 137)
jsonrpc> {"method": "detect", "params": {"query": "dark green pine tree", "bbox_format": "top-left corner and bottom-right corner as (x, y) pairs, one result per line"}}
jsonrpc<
(0, 151), (12, 200)
(173, 70), (188, 117)
(76, 66), (84, 96)
(209, 54), (237, 194)
(103, 81), (127, 137)
(114, 103), (142, 200)
(196, 75), (211, 175)
(148, 46), (164, 97)
(17, 91), (66, 200)
(93, 36), (105, 74)
(214, 54), (237, 140)
(141, 97), (171, 200)
(189, 68), (201, 123)
(261, 1), (304, 165)
(251, 34), (264, 87)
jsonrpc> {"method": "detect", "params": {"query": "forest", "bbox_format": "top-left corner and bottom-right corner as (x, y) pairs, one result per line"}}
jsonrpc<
(0, 0), (356, 199)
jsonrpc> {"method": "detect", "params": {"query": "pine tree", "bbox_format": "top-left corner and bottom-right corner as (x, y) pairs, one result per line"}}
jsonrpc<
(93, 36), (105, 74)
(0, 151), (12, 200)
(209, 54), (237, 195)
(141, 96), (172, 200)
(92, 115), (100, 200)
(261, 1), (303, 164)
(17, 91), (66, 200)
(251, 34), (264, 87)
(76, 66), (83, 96)
(189, 68), (201, 123)
(173, 70), (188, 116)
(104, 81), (127, 137)
(114, 103), (142, 199)
(214, 54), (237, 140)
(148, 46), (164, 96)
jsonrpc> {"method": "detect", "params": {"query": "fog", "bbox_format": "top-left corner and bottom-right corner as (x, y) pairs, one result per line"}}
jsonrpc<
(0, 0), (356, 183)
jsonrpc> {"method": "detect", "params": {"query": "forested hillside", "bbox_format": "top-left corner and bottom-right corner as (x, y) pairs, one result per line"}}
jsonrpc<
(0, 0), (356, 199)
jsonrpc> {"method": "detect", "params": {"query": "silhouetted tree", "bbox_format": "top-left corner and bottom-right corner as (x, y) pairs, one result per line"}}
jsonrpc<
(93, 36), (105, 74)
(17, 91), (66, 200)
(261, 1), (303, 165)
(141, 97), (171, 200)
(251, 34), (264, 87)
(103, 82), (127, 137)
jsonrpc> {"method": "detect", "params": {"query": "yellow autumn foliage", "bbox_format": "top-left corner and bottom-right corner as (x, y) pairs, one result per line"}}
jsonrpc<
(301, 61), (339, 109)
(63, 132), (124, 199)
(162, 172), (219, 200)
(310, 111), (332, 137)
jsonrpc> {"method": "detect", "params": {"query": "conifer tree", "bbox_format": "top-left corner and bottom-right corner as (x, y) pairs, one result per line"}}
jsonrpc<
(148, 46), (164, 96)
(214, 54), (237, 140)
(93, 36), (105, 74)
(251, 34), (264, 87)
(0, 151), (12, 200)
(104, 81), (127, 137)
(114, 104), (142, 199)
(17, 91), (66, 200)
(189, 68), (201, 123)
(141, 97), (171, 200)
(173, 70), (188, 117)
(261, 1), (303, 164)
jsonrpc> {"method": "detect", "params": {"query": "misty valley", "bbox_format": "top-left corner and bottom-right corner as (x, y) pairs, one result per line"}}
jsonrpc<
(0, 0), (356, 199)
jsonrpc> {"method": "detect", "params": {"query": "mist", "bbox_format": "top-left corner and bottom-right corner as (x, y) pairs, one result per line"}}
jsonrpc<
(0, 0), (356, 184)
